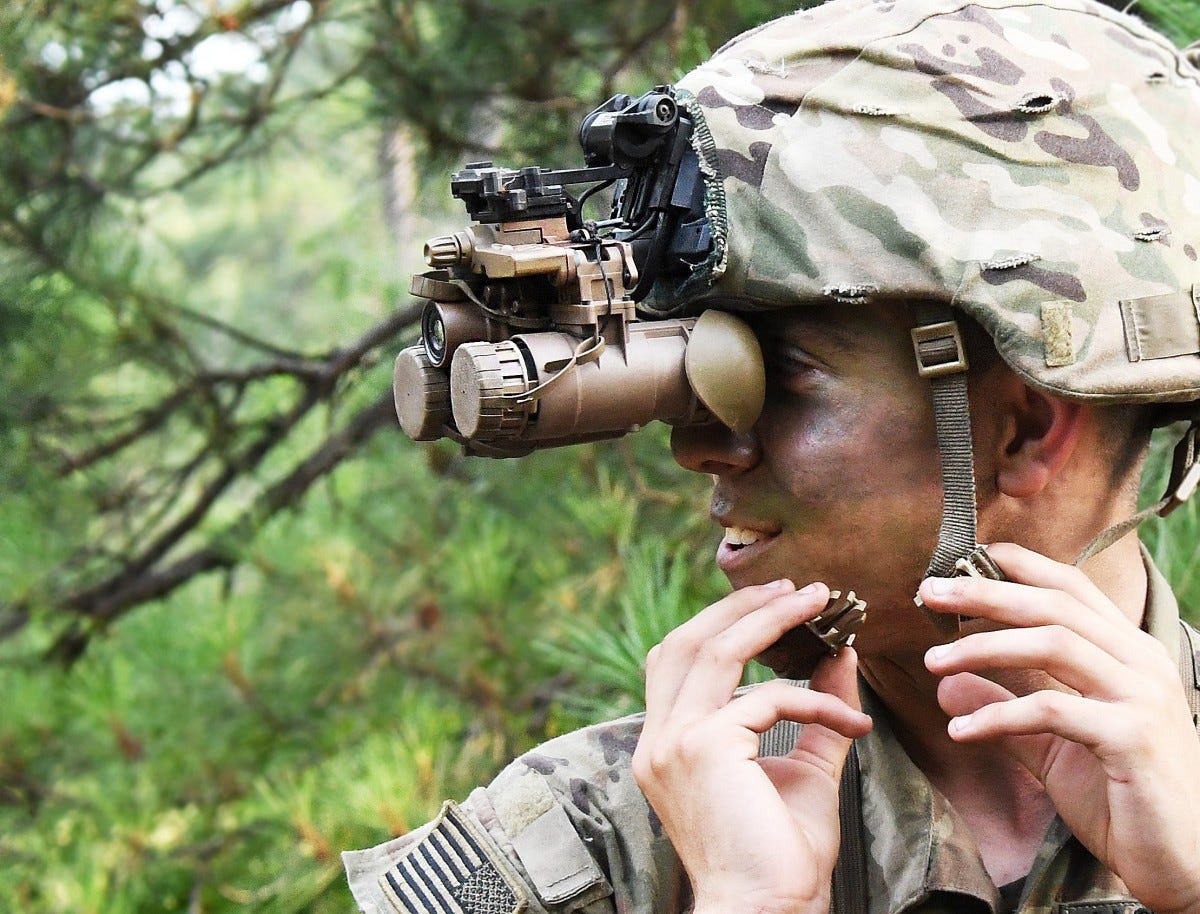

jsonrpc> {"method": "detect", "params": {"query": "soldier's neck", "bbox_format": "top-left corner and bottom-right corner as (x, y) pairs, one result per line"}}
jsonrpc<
(857, 532), (1148, 885)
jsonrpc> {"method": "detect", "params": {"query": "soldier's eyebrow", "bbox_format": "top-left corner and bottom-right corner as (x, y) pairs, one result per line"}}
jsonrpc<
(758, 312), (861, 356)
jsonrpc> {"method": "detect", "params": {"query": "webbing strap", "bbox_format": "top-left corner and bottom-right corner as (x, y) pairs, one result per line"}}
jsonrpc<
(926, 371), (979, 576)
(1074, 501), (1166, 565)
(1075, 421), (1200, 566)
(912, 304), (979, 578)
(832, 743), (868, 914)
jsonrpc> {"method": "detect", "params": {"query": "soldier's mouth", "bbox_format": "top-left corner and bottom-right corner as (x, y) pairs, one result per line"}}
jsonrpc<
(717, 525), (780, 573)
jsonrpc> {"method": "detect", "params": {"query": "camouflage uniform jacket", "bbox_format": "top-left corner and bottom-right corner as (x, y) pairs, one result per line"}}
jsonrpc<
(345, 558), (1200, 914)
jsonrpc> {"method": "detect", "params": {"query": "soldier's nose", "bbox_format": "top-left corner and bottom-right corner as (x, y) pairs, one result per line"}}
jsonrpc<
(670, 422), (761, 476)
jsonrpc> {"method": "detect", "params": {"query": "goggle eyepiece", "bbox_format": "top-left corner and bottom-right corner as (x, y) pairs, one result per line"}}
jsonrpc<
(421, 304), (448, 366)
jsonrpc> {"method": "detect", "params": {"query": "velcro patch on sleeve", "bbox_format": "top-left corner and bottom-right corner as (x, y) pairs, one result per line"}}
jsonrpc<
(510, 804), (605, 904)
(378, 802), (528, 914)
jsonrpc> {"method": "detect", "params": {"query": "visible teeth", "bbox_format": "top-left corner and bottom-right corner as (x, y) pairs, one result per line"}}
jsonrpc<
(723, 526), (762, 547)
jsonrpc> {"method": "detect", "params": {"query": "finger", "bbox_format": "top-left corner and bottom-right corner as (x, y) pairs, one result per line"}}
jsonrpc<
(808, 644), (863, 712)
(790, 648), (871, 776)
(670, 579), (804, 647)
(643, 580), (802, 731)
(935, 671), (1015, 719)
(664, 585), (836, 720)
(946, 688), (1127, 754)
(719, 676), (872, 748)
(985, 543), (1127, 626)
(935, 673), (1053, 775)
(916, 574), (1151, 668)
(925, 626), (1129, 699)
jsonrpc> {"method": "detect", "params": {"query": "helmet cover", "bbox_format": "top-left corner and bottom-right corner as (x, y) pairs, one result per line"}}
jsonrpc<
(674, 0), (1200, 404)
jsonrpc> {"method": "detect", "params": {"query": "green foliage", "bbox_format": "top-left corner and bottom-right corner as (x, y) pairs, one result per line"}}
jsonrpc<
(1137, 0), (1200, 46)
(1138, 434), (1200, 613)
(0, 423), (723, 912)
(362, 0), (808, 170)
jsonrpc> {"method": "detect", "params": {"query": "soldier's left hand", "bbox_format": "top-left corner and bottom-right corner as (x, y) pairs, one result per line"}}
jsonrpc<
(919, 543), (1200, 914)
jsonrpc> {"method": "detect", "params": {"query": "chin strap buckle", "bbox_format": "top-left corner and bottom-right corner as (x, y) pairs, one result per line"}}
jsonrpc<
(806, 590), (868, 655)
(952, 546), (1005, 582)
(911, 320), (969, 378)
(915, 546), (1006, 635)
(914, 546), (1006, 608)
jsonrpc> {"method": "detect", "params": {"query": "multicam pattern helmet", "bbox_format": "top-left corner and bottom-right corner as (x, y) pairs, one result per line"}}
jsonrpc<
(674, 0), (1200, 407)
(670, 0), (1200, 583)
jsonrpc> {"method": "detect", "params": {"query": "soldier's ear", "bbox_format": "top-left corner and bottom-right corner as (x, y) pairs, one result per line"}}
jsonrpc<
(993, 374), (1085, 499)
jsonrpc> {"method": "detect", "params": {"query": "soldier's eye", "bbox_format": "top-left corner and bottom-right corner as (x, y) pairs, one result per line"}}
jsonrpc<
(765, 345), (819, 382)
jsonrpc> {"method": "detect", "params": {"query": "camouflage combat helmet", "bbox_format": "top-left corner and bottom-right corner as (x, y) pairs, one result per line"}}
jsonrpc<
(670, 0), (1200, 582)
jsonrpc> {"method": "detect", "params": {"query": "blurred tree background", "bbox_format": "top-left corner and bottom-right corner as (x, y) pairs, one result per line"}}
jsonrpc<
(0, 1), (1198, 911)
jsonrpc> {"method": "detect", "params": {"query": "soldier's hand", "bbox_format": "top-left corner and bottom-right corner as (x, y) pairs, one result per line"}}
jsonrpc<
(632, 579), (872, 914)
(920, 543), (1200, 914)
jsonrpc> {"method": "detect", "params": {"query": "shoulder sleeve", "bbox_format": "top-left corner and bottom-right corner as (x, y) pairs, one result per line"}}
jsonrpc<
(343, 714), (688, 914)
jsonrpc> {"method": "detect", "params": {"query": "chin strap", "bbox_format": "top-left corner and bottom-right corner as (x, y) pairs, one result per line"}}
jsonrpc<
(910, 305), (981, 577)
(911, 305), (1007, 634)
(911, 305), (1200, 616)
(1075, 418), (1200, 565)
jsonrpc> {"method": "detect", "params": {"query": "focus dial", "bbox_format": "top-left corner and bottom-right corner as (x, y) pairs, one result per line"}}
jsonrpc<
(450, 341), (535, 439)
(393, 346), (452, 441)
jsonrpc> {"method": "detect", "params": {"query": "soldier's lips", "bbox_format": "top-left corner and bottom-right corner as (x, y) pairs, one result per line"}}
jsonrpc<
(716, 524), (780, 573)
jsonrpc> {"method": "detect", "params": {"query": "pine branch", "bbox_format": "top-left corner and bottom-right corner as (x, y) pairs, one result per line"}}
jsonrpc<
(45, 388), (400, 663)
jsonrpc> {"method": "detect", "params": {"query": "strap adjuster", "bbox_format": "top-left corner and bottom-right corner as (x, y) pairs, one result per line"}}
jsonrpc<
(953, 546), (1005, 581)
(911, 321), (969, 379)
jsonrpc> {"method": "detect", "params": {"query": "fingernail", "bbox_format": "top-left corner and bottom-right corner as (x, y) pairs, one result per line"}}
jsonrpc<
(925, 577), (955, 596)
(925, 643), (952, 663)
(765, 578), (792, 589)
(798, 582), (820, 594)
(949, 713), (974, 735)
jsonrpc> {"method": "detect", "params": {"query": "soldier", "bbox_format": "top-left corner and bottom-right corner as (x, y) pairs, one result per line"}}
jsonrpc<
(346, 1), (1200, 912)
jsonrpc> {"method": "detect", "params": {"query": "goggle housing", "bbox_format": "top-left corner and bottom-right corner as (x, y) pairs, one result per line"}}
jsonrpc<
(394, 86), (765, 457)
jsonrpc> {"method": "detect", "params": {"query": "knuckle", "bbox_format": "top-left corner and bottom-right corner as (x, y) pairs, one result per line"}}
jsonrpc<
(637, 741), (675, 778)
(673, 723), (711, 765)
(659, 628), (698, 660)
(1031, 689), (1067, 725)
(631, 747), (654, 784)
(759, 679), (803, 709)
(1044, 623), (1075, 653)
(644, 644), (661, 670)
(697, 635), (736, 667)
(1095, 713), (1140, 753)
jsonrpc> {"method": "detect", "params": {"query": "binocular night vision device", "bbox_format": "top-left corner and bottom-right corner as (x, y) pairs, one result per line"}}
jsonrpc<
(393, 86), (766, 457)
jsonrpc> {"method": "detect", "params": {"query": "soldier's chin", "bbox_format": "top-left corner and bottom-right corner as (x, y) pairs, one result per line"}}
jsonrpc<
(754, 625), (831, 681)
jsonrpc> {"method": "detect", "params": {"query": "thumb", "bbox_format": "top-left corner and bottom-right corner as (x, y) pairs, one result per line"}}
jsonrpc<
(790, 648), (869, 773)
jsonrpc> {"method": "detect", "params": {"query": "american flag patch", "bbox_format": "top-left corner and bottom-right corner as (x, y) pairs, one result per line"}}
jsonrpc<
(378, 802), (527, 914)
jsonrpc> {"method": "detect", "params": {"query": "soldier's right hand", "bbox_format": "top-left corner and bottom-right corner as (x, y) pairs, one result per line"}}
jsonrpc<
(631, 579), (872, 914)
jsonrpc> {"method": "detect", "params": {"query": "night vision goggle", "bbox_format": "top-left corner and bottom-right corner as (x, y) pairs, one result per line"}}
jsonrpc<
(393, 86), (766, 458)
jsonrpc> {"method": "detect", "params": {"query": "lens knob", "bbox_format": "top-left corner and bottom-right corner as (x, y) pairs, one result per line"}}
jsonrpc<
(393, 346), (452, 441)
(424, 230), (473, 268)
(450, 341), (534, 439)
